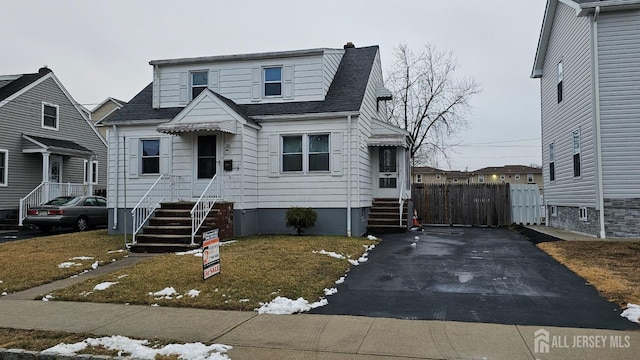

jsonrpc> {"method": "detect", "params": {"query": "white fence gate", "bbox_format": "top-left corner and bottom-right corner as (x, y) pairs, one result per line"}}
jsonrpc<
(510, 184), (542, 225)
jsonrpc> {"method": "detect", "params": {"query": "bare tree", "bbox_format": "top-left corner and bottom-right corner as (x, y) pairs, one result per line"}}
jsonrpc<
(386, 44), (481, 166)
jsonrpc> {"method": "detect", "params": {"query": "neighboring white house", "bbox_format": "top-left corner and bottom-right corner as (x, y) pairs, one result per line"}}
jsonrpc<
(103, 43), (410, 240)
(532, 0), (640, 238)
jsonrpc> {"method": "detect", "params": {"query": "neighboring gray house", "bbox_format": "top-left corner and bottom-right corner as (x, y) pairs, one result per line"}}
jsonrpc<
(532, 0), (640, 238)
(0, 67), (107, 224)
(103, 43), (410, 250)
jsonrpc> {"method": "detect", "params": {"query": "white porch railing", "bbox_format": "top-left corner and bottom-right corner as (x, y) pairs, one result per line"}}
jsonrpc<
(19, 182), (91, 226)
(190, 174), (221, 246)
(399, 172), (407, 227)
(131, 175), (180, 245)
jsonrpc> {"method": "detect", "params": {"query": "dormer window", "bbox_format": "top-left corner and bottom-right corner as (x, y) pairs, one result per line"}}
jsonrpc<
(191, 71), (208, 99)
(264, 67), (282, 96)
(42, 102), (59, 130)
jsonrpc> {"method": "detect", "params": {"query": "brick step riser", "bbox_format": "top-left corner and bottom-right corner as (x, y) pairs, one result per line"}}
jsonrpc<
(143, 227), (212, 235)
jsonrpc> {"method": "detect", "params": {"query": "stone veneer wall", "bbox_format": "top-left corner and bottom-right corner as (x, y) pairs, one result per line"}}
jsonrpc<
(209, 202), (234, 240)
(548, 205), (601, 237)
(604, 198), (640, 238)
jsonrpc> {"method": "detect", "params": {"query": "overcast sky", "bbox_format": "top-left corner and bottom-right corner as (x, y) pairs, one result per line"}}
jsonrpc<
(2, 0), (547, 171)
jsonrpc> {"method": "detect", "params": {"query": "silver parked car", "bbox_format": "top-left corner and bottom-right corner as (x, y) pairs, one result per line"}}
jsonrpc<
(24, 196), (108, 233)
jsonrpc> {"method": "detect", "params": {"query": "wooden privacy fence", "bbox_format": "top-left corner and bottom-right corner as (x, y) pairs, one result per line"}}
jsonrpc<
(412, 184), (512, 226)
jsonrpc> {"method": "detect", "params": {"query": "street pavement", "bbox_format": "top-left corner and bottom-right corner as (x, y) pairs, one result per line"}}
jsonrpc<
(0, 226), (638, 359)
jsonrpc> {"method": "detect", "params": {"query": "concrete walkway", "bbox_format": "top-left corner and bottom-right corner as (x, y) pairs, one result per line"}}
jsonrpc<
(0, 226), (638, 359)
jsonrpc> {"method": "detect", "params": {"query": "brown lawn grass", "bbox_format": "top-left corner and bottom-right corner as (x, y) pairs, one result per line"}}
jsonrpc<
(51, 235), (376, 311)
(0, 230), (127, 294)
(538, 241), (640, 307)
(0, 327), (184, 357)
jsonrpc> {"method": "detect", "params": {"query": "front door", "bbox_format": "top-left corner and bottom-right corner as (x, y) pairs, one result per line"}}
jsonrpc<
(376, 147), (398, 198)
(49, 155), (63, 199)
(192, 135), (218, 197)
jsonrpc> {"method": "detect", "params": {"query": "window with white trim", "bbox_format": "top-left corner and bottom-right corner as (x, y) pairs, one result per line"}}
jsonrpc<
(557, 61), (563, 103)
(264, 67), (282, 96)
(500, 174), (506, 181)
(436, 174), (441, 180)
(573, 129), (581, 178)
(84, 159), (99, 184)
(550, 205), (558, 217)
(0, 149), (7, 186)
(191, 71), (208, 100)
(478, 174), (484, 183)
(579, 207), (587, 221)
(141, 139), (160, 174)
(42, 102), (59, 130)
(282, 134), (329, 173)
(416, 174), (423, 183)
(527, 174), (535, 183)
(549, 142), (556, 181)
(515, 174), (521, 180)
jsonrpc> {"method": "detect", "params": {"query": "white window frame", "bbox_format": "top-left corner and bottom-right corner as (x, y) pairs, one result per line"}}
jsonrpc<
(549, 142), (556, 182)
(436, 174), (441, 180)
(0, 149), (7, 186)
(416, 174), (423, 183)
(140, 138), (161, 175)
(500, 174), (506, 181)
(281, 133), (330, 174)
(527, 174), (535, 183)
(84, 159), (99, 184)
(515, 174), (521, 180)
(190, 71), (208, 100)
(264, 66), (283, 97)
(579, 207), (587, 221)
(573, 129), (581, 178)
(42, 102), (59, 130)
(477, 174), (484, 183)
(550, 205), (558, 217)
(557, 61), (563, 103)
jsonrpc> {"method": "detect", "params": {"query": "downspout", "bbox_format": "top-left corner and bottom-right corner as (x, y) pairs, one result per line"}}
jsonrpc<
(592, 6), (606, 238)
(347, 115), (352, 237)
(112, 125), (119, 230)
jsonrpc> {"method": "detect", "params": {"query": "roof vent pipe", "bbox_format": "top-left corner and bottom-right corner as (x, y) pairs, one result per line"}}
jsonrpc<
(344, 42), (355, 49)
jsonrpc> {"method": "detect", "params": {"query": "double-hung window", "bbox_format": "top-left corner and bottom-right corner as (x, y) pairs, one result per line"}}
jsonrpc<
(527, 174), (535, 183)
(477, 174), (484, 183)
(549, 142), (555, 181)
(83, 160), (99, 184)
(42, 102), (59, 130)
(416, 174), (423, 183)
(557, 61), (563, 103)
(282, 134), (329, 173)
(0, 149), (7, 186)
(264, 67), (282, 96)
(573, 130), (581, 178)
(191, 71), (208, 99)
(141, 139), (160, 174)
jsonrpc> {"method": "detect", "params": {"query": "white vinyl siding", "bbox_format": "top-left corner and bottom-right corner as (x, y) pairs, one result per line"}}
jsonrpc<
(539, 2), (595, 207)
(157, 54), (325, 107)
(322, 50), (344, 95)
(597, 9), (640, 198)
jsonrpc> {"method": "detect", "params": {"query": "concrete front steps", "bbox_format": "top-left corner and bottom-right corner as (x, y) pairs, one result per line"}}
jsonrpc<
(130, 201), (233, 253)
(367, 198), (409, 234)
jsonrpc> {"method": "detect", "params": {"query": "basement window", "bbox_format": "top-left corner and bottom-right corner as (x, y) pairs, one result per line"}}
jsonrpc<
(550, 205), (557, 217)
(579, 207), (587, 222)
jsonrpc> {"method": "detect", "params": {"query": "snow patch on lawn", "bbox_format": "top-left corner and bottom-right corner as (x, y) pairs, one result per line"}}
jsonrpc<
(175, 249), (202, 257)
(91, 261), (99, 270)
(621, 303), (640, 323)
(324, 288), (338, 296)
(94, 282), (118, 291)
(335, 276), (346, 284)
(58, 262), (82, 269)
(187, 289), (201, 298)
(313, 250), (345, 259)
(41, 335), (232, 360)
(42, 294), (55, 301)
(70, 256), (94, 260)
(256, 296), (328, 314)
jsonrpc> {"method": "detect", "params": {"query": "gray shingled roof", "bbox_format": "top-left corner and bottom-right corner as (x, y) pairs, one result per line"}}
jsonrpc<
(105, 46), (378, 124)
(0, 68), (52, 102)
(23, 134), (93, 154)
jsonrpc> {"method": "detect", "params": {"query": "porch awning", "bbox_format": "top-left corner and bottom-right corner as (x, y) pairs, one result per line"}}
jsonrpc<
(368, 134), (408, 148)
(22, 134), (94, 157)
(157, 121), (237, 135)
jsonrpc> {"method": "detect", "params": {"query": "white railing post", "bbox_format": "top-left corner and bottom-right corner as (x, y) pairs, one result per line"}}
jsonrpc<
(190, 174), (221, 246)
(130, 175), (180, 246)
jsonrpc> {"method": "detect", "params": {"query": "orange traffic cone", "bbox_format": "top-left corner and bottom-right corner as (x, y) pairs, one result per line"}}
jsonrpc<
(412, 209), (420, 227)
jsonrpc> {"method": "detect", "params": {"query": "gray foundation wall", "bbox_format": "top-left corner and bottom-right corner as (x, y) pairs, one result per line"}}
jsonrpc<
(604, 198), (640, 238)
(109, 207), (369, 238)
(548, 205), (601, 237)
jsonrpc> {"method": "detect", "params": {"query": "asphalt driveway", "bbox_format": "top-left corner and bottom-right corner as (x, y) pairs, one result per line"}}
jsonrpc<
(312, 227), (637, 330)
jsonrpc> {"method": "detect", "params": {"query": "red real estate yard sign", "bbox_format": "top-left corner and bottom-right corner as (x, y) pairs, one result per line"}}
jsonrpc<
(202, 229), (220, 280)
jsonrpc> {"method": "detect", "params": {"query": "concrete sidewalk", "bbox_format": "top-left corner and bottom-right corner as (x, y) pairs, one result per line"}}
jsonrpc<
(0, 299), (638, 360)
